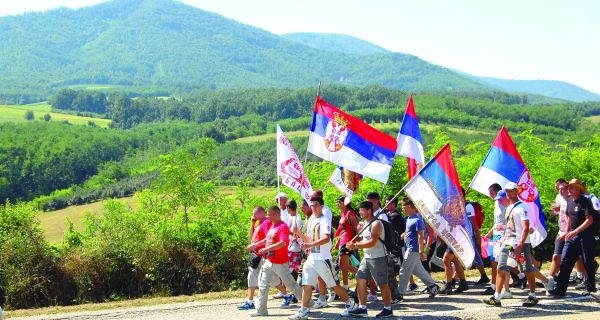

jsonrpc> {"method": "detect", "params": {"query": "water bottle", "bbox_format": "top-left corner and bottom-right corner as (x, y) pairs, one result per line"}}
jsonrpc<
(350, 253), (360, 267)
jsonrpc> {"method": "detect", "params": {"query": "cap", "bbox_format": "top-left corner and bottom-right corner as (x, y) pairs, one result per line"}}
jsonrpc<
(504, 182), (518, 190)
(273, 192), (288, 200)
(494, 190), (506, 200)
(568, 179), (587, 193)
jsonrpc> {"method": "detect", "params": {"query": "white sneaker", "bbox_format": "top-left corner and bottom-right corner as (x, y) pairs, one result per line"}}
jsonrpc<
(288, 308), (309, 320)
(367, 293), (378, 301)
(500, 290), (513, 299)
(313, 299), (328, 308)
(341, 299), (357, 317)
(545, 276), (556, 294)
(327, 291), (337, 303)
(273, 292), (285, 299)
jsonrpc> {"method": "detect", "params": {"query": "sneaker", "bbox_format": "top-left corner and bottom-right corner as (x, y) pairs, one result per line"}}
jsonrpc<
(476, 275), (491, 285)
(281, 295), (293, 308)
(569, 274), (584, 284)
(509, 280), (522, 288)
(590, 292), (600, 302)
(349, 307), (368, 317)
(375, 308), (394, 318)
(547, 289), (565, 298)
(545, 276), (556, 294)
(482, 296), (502, 307)
(582, 289), (598, 296)
(408, 283), (419, 292)
(439, 283), (453, 295)
(238, 301), (255, 310)
(327, 291), (338, 303)
(250, 311), (268, 317)
(273, 292), (285, 299)
(449, 278), (457, 288)
(313, 299), (328, 308)
(500, 291), (513, 299)
(522, 295), (539, 307)
(367, 293), (378, 301)
(427, 284), (440, 298)
(520, 277), (528, 290)
(391, 295), (403, 304)
(481, 287), (496, 295)
(575, 282), (587, 290)
(288, 308), (309, 320)
(340, 300), (357, 317)
(455, 279), (469, 293)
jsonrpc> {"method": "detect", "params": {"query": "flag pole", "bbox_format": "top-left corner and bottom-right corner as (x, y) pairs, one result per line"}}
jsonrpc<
(276, 124), (281, 199)
(302, 82), (321, 174)
(348, 181), (410, 243)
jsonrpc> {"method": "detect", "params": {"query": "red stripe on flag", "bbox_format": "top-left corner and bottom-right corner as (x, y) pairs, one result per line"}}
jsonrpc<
(492, 126), (525, 164)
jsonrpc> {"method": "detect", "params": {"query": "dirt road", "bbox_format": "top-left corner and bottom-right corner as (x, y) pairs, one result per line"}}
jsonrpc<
(9, 289), (600, 320)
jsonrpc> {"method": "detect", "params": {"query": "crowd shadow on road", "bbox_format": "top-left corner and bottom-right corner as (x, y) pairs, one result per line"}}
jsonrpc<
(497, 301), (600, 319)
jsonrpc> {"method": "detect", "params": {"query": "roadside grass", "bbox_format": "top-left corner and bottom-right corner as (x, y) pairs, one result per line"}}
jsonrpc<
(589, 115), (600, 123)
(0, 103), (111, 128)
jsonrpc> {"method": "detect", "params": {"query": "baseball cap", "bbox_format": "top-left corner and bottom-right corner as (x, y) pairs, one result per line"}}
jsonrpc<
(494, 190), (506, 200)
(273, 192), (288, 200)
(504, 182), (518, 190)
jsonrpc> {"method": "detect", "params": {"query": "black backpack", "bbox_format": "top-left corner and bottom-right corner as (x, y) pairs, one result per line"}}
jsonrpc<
(370, 216), (401, 256)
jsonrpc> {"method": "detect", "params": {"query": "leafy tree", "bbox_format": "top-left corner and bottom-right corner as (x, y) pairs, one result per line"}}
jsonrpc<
(24, 110), (34, 120)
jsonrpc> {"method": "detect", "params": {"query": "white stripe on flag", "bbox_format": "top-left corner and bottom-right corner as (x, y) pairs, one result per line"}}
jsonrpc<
(396, 134), (425, 164)
(308, 132), (392, 183)
(469, 166), (510, 196)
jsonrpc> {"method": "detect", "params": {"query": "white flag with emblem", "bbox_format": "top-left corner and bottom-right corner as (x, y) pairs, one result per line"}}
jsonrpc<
(277, 125), (313, 203)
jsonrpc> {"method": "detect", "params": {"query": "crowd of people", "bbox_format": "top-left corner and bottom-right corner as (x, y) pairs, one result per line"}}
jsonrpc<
(238, 179), (600, 318)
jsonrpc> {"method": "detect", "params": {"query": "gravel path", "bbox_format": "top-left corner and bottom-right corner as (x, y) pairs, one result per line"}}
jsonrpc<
(10, 288), (600, 320)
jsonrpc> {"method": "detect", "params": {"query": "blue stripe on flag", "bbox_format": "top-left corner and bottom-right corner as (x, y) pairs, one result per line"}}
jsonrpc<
(399, 114), (423, 144)
(312, 113), (396, 165)
(481, 146), (525, 183)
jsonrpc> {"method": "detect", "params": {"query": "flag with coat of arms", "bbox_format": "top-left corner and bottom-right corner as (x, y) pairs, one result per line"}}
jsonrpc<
(277, 125), (313, 203)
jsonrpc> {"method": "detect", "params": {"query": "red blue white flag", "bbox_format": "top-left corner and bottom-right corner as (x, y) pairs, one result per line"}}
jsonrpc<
(469, 126), (547, 247)
(396, 94), (425, 179)
(277, 125), (313, 203)
(307, 96), (397, 183)
(404, 144), (475, 268)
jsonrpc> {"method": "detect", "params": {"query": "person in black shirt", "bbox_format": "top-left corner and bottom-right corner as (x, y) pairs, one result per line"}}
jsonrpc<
(549, 179), (597, 297)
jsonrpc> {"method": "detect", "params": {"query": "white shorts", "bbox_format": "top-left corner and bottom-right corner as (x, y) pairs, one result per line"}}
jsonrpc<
(302, 258), (339, 288)
(248, 258), (281, 288)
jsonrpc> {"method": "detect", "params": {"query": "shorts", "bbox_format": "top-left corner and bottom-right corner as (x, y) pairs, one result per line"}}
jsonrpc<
(553, 237), (565, 256)
(497, 243), (534, 273)
(248, 257), (281, 288)
(356, 256), (389, 286)
(288, 251), (302, 272)
(302, 258), (339, 288)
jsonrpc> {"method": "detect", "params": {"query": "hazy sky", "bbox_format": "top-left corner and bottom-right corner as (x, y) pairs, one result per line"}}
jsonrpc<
(2, 0), (599, 94)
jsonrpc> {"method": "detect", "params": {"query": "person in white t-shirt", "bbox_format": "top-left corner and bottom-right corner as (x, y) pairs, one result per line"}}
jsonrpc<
(275, 192), (290, 224)
(550, 180), (569, 277)
(288, 197), (357, 320)
(483, 182), (539, 307)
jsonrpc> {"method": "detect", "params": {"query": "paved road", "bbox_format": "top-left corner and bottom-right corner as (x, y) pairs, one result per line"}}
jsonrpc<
(10, 289), (600, 320)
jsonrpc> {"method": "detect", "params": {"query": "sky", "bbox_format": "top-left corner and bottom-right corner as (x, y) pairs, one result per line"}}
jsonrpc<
(1, 0), (599, 94)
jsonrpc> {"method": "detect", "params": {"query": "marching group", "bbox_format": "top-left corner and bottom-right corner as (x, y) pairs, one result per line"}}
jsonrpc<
(239, 179), (600, 318)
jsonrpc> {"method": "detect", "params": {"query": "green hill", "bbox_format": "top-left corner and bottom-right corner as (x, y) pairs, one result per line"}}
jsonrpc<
(469, 77), (600, 102)
(282, 32), (390, 55)
(0, 0), (488, 102)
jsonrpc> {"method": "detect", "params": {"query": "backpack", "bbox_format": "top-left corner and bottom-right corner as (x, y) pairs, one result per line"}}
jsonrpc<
(370, 218), (401, 256)
(467, 201), (484, 229)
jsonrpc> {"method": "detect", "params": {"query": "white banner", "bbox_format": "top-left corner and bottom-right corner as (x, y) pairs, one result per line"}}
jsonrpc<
(277, 125), (313, 203)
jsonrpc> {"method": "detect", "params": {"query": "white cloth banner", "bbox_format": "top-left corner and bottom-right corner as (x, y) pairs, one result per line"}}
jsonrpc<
(328, 167), (354, 199)
(277, 125), (313, 203)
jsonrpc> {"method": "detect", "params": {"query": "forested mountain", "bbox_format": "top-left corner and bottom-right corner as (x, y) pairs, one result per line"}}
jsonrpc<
(0, 0), (489, 103)
(282, 32), (390, 55)
(469, 77), (600, 102)
(285, 32), (600, 102)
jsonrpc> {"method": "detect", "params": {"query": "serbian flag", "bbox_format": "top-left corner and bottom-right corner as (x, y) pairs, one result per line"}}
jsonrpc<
(308, 96), (397, 183)
(277, 125), (313, 203)
(396, 94), (425, 179)
(469, 126), (547, 247)
(404, 144), (475, 268)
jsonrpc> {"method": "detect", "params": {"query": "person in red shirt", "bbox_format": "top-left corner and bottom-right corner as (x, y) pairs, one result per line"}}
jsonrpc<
(333, 196), (359, 291)
(250, 206), (304, 317)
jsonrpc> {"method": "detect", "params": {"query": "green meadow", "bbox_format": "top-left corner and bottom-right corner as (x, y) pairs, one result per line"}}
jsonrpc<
(0, 102), (111, 128)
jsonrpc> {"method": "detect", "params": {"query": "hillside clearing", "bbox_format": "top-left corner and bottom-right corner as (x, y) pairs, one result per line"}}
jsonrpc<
(0, 103), (111, 128)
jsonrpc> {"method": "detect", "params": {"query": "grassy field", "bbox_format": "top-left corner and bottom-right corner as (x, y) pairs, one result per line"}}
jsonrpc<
(0, 102), (111, 128)
(590, 115), (600, 123)
(38, 186), (276, 243)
